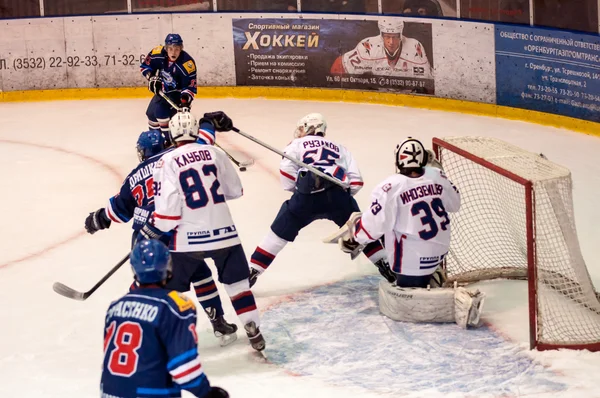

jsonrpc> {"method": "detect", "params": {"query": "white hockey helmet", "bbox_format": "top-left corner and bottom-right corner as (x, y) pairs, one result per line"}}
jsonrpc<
(395, 137), (429, 174)
(378, 19), (404, 36)
(168, 110), (199, 144)
(294, 113), (328, 138)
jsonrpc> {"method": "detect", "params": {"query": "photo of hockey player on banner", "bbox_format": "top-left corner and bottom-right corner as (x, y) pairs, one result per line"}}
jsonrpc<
(232, 18), (435, 94)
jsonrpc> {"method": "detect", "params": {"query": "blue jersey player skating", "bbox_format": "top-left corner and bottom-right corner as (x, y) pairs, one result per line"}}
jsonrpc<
(84, 130), (170, 247)
(84, 131), (238, 346)
(100, 239), (230, 398)
(141, 33), (197, 144)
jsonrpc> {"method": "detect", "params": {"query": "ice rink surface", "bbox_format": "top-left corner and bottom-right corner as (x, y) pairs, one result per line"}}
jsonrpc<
(1, 97), (599, 397)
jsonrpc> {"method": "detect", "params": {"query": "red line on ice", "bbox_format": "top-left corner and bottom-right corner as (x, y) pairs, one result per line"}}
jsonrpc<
(0, 139), (123, 269)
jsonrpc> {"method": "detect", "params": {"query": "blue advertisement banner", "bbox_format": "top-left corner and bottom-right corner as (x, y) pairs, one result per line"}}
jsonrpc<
(496, 25), (600, 122)
(232, 18), (435, 94)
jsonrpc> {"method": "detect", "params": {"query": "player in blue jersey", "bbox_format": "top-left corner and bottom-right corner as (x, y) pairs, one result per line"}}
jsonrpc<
(85, 130), (170, 247)
(141, 33), (197, 143)
(85, 130), (238, 346)
(101, 239), (229, 398)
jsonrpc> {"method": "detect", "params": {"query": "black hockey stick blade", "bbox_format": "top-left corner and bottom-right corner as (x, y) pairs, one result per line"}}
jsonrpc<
(52, 253), (130, 301)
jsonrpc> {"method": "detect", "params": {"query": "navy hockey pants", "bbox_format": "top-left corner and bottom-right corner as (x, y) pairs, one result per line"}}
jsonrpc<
(166, 244), (251, 292)
(145, 94), (178, 123)
(395, 274), (431, 288)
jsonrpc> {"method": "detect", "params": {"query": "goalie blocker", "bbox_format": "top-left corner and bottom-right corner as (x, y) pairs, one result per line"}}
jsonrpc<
(379, 281), (485, 328)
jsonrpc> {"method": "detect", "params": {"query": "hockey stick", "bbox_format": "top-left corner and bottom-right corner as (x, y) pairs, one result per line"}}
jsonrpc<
(231, 127), (348, 189)
(215, 142), (254, 172)
(157, 91), (254, 172)
(52, 253), (130, 301)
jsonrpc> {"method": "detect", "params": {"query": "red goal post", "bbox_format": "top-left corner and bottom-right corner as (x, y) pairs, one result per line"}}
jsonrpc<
(433, 136), (600, 351)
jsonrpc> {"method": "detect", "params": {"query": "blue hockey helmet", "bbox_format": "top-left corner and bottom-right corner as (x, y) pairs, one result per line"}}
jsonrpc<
(165, 33), (183, 47)
(137, 130), (165, 162)
(130, 239), (172, 284)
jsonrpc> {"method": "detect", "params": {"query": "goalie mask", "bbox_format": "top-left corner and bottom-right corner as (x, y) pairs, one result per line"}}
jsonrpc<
(294, 113), (327, 138)
(395, 137), (428, 174)
(168, 110), (199, 144)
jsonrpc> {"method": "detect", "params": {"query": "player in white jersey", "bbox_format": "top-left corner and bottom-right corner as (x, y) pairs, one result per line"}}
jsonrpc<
(248, 113), (393, 288)
(330, 20), (433, 80)
(343, 137), (460, 287)
(138, 110), (265, 352)
(333, 138), (484, 328)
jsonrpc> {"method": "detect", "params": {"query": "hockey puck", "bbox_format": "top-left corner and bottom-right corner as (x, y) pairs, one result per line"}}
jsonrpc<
(239, 167), (247, 172)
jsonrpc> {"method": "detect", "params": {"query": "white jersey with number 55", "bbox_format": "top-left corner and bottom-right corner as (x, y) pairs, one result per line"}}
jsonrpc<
(354, 167), (460, 276)
(279, 135), (365, 195)
(151, 143), (243, 252)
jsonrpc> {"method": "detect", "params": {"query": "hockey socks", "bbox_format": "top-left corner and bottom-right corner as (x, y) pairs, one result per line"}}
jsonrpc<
(250, 230), (288, 273)
(224, 280), (260, 328)
(193, 276), (225, 319)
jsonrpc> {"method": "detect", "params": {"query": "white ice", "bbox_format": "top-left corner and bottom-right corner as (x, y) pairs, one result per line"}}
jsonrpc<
(1, 98), (599, 398)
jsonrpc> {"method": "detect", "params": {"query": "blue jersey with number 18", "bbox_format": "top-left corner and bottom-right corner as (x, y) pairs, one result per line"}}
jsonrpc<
(100, 287), (210, 398)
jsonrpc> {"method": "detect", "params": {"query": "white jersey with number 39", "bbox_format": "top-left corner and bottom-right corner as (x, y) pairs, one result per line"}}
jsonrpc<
(354, 167), (460, 276)
(151, 143), (243, 252)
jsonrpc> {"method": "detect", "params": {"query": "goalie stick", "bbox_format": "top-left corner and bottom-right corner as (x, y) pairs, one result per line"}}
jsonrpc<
(157, 91), (254, 172)
(52, 253), (130, 301)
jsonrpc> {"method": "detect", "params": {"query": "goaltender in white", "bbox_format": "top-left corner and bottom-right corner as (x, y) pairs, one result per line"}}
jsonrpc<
(326, 137), (485, 328)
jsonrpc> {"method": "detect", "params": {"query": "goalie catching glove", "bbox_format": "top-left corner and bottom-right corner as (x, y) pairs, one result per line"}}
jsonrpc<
(85, 208), (111, 234)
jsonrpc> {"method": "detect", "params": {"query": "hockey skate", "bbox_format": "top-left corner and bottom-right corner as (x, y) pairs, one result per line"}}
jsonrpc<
(244, 321), (266, 354)
(211, 316), (238, 347)
(249, 268), (260, 288)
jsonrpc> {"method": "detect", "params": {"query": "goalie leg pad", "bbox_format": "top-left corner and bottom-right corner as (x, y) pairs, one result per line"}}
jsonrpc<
(378, 280), (455, 323)
(454, 287), (486, 329)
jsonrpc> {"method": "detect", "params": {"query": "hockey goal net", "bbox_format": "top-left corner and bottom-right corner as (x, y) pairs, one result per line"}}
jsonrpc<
(433, 136), (600, 351)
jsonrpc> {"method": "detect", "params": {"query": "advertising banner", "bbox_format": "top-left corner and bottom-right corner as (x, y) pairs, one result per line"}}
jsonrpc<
(496, 25), (600, 122)
(233, 18), (436, 95)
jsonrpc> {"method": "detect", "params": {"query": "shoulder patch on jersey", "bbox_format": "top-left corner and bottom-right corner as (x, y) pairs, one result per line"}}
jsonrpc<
(155, 158), (164, 169)
(151, 45), (164, 55)
(168, 291), (195, 312)
(361, 40), (372, 55)
(416, 43), (424, 59)
(382, 183), (392, 192)
(183, 60), (196, 74)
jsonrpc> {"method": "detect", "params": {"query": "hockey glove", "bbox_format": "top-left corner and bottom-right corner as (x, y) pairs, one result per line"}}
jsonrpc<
(85, 208), (112, 235)
(148, 76), (163, 95)
(202, 111), (233, 132)
(137, 222), (164, 243)
(180, 92), (193, 107)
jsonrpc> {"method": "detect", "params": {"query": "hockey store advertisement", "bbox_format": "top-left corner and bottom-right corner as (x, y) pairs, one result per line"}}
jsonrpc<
(496, 24), (600, 122)
(232, 18), (435, 94)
